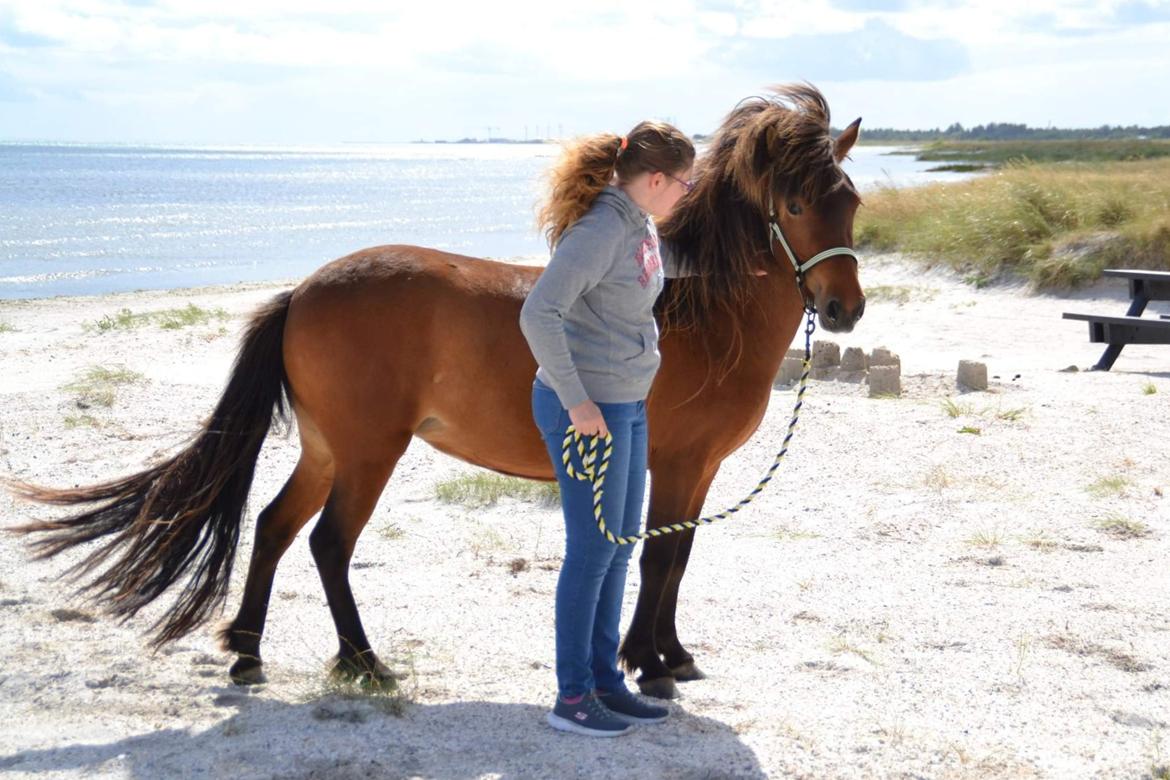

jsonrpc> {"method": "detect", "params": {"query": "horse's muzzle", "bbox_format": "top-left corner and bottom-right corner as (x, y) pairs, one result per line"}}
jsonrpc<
(818, 296), (865, 333)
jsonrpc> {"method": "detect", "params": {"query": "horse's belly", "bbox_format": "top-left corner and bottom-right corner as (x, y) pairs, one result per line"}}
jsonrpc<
(414, 413), (555, 481)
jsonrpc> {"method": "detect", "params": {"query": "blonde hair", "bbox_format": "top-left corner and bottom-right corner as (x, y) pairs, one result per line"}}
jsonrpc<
(538, 121), (694, 249)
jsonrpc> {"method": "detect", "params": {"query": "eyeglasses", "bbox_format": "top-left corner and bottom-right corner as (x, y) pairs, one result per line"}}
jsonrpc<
(667, 173), (694, 193)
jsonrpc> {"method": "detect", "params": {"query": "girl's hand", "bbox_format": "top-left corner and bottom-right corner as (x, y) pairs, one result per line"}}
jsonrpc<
(568, 400), (609, 439)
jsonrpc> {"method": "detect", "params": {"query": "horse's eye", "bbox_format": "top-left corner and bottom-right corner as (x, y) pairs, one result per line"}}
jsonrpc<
(787, 202), (803, 217)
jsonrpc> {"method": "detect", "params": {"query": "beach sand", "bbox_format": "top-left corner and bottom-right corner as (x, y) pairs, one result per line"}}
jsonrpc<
(0, 255), (1167, 779)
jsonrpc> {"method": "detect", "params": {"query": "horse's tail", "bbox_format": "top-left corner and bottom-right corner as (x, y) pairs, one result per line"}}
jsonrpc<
(8, 291), (293, 646)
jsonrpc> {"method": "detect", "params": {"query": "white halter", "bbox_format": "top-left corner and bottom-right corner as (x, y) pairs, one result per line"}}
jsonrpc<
(767, 194), (859, 283)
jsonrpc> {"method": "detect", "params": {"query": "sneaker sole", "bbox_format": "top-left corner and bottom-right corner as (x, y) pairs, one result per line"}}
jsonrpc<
(546, 712), (632, 737)
(611, 711), (668, 725)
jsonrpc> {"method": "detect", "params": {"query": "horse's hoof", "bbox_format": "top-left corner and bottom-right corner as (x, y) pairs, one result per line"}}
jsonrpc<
(329, 654), (400, 691)
(670, 661), (707, 682)
(637, 676), (679, 700)
(229, 656), (266, 686)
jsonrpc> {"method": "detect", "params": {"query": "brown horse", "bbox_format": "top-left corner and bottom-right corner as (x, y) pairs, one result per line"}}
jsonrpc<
(11, 84), (864, 699)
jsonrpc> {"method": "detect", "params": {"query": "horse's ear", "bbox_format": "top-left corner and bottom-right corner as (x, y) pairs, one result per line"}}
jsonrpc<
(834, 118), (861, 162)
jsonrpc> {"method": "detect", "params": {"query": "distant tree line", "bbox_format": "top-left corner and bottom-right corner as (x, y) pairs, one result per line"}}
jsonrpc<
(837, 122), (1170, 142)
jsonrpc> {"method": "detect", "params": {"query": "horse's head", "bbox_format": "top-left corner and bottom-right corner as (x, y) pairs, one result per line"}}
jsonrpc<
(729, 85), (865, 333)
(768, 118), (865, 333)
(657, 83), (867, 362)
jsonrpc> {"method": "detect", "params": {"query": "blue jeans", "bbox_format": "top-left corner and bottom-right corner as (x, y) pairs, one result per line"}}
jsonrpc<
(531, 378), (648, 698)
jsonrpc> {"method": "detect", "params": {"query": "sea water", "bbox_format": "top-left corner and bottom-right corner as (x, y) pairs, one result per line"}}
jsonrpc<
(0, 142), (972, 299)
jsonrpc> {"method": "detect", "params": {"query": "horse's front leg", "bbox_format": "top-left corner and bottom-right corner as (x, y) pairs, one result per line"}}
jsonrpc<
(619, 463), (715, 699)
(653, 525), (706, 681)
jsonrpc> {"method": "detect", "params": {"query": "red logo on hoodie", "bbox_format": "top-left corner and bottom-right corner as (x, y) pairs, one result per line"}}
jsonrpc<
(635, 233), (662, 288)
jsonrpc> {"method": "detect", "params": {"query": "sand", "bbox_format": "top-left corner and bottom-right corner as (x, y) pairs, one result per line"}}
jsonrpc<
(0, 255), (1167, 779)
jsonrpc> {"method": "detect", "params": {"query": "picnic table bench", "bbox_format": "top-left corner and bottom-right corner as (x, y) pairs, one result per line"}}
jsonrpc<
(1063, 269), (1170, 370)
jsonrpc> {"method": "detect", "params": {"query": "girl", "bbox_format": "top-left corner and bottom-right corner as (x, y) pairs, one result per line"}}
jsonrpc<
(519, 122), (695, 737)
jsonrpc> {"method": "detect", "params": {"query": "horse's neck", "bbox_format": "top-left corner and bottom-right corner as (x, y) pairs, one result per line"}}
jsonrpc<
(671, 269), (807, 380)
(741, 270), (808, 371)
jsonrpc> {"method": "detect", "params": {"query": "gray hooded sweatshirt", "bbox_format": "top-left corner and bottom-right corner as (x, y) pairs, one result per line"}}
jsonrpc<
(519, 185), (688, 410)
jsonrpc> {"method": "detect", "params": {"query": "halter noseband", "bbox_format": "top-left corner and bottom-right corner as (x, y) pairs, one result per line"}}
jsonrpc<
(767, 193), (859, 314)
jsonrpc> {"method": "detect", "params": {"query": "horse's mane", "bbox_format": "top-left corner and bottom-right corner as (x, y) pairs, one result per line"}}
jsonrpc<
(657, 84), (853, 376)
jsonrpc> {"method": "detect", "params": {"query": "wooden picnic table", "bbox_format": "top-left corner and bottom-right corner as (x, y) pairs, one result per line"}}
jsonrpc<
(1063, 269), (1170, 370)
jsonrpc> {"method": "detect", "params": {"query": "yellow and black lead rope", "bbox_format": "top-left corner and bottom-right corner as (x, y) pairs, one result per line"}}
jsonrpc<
(560, 312), (816, 545)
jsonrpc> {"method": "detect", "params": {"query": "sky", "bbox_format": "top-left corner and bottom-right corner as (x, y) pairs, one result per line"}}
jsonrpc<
(0, 0), (1167, 144)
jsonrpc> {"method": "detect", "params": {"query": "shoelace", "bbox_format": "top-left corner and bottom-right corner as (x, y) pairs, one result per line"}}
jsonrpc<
(586, 696), (617, 721)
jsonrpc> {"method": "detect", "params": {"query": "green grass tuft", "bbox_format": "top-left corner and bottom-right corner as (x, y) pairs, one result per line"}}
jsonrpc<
(156, 303), (231, 330)
(295, 664), (416, 720)
(828, 636), (878, 665)
(1143, 382), (1158, 395)
(62, 365), (146, 408)
(435, 473), (559, 508)
(965, 528), (1003, 549)
(88, 304), (230, 332)
(772, 526), (821, 542)
(865, 285), (914, 305)
(1085, 476), (1129, 497)
(379, 523), (406, 541)
(0, 321), (17, 334)
(940, 398), (974, 418)
(1093, 515), (1151, 540)
(958, 426), (982, 435)
(64, 414), (102, 429)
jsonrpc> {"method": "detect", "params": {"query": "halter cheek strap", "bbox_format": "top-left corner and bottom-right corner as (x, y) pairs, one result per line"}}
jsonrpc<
(767, 194), (859, 313)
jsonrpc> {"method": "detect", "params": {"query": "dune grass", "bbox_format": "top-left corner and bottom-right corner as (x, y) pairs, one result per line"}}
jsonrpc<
(856, 158), (1170, 289)
(0, 321), (16, 334)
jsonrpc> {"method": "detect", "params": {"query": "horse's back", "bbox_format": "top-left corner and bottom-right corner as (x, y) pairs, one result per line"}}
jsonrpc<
(280, 245), (551, 476)
(294, 244), (541, 304)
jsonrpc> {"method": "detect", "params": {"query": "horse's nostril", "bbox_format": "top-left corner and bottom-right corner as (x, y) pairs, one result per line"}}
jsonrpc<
(825, 298), (841, 323)
(855, 298), (866, 321)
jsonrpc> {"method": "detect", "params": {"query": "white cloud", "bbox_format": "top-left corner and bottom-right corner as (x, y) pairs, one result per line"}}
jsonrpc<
(0, 0), (1166, 142)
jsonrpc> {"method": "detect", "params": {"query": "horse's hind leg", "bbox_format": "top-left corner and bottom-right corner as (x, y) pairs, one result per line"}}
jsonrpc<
(309, 433), (410, 686)
(221, 448), (334, 684)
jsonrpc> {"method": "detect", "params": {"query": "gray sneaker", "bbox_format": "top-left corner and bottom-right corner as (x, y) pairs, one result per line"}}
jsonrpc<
(547, 694), (632, 737)
(595, 686), (669, 724)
